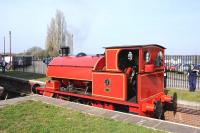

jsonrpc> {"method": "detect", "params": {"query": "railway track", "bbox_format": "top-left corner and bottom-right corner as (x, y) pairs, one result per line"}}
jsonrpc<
(177, 106), (200, 116)
(165, 105), (200, 127)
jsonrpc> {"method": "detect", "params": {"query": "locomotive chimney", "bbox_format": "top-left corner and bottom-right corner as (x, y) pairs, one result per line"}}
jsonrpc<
(59, 46), (70, 56)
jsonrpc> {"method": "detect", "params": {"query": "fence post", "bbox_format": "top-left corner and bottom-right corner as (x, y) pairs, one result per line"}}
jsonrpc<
(23, 56), (24, 72)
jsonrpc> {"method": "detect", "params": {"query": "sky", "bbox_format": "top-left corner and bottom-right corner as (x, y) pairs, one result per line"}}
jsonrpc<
(0, 0), (200, 55)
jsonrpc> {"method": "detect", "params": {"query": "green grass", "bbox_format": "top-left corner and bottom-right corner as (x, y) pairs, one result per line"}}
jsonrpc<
(165, 88), (200, 102)
(0, 71), (48, 82)
(0, 101), (162, 133)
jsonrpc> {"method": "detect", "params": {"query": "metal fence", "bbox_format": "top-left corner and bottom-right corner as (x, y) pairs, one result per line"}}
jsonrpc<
(14, 60), (47, 74)
(165, 55), (200, 90)
(14, 55), (200, 90)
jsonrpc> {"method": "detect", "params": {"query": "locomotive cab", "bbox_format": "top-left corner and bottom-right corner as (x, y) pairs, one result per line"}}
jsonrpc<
(118, 49), (139, 102)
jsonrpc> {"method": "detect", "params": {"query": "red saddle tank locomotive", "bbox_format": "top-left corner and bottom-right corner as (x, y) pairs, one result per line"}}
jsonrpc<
(35, 44), (177, 119)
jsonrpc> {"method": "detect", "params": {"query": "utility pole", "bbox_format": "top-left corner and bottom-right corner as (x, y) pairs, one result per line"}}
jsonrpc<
(9, 31), (11, 64)
(3, 36), (5, 63)
(1, 36), (6, 73)
(71, 34), (73, 55)
(3, 36), (5, 56)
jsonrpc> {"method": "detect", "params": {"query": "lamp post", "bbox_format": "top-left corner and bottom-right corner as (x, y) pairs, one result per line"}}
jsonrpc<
(3, 36), (5, 63)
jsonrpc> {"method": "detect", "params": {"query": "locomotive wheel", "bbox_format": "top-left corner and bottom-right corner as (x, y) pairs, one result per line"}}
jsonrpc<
(0, 87), (5, 99)
(154, 100), (163, 119)
(0, 86), (4, 97)
(31, 84), (40, 94)
(172, 92), (177, 115)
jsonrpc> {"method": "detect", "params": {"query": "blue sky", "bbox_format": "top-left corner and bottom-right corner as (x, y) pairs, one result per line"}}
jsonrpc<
(0, 0), (200, 55)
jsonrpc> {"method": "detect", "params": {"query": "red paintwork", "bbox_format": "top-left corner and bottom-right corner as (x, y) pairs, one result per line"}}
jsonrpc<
(43, 91), (53, 97)
(92, 72), (127, 101)
(36, 44), (173, 118)
(144, 64), (154, 72)
(47, 56), (104, 81)
(46, 80), (60, 90)
(161, 95), (172, 102)
(49, 56), (102, 67)
(91, 102), (104, 108)
(104, 103), (114, 110)
(142, 103), (154, 112)
(105, 49), (120, 71)
(138, 72), (163, 101)
(91, 102), (114, 110)
(36, 87), (139, 107)
(129, 106), (140, 113)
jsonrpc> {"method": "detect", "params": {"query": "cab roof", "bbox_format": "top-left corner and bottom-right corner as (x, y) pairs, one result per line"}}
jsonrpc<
(104, 44), (166, 49)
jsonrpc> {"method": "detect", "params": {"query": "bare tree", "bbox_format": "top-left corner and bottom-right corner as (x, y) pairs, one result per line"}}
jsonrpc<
(25, 46), (45, 59)
(45, 10), (73, 57)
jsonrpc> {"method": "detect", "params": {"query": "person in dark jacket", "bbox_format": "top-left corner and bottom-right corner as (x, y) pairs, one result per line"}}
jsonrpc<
(2, 60), (6, 73)
(188, 64), (199, 92)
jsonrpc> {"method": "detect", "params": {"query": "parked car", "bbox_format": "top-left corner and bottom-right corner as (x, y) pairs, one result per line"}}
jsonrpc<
(177, 64), (190, 74)
(169, 64), (179, 71)
(165, 63), (172, 70)
(0, 60), (9, 71)
(0, 60), (8, 67)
